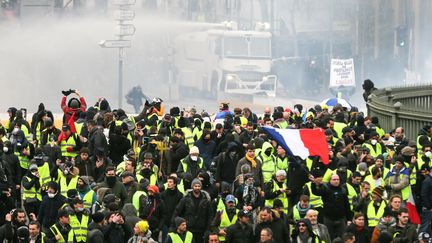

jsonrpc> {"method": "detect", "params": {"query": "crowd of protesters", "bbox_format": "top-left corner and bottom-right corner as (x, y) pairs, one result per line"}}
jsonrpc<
(0, 83), (432, 243)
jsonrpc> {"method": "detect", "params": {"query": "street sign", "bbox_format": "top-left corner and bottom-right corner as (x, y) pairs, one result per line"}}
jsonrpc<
(114, 10), (135, 21)
(115, 24), (136, 36)
(99, 40), (131, 48)
(112, 0), (135, 5)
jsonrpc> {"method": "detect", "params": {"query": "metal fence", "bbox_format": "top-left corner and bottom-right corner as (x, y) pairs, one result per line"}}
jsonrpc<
(367, 83), (432, 140)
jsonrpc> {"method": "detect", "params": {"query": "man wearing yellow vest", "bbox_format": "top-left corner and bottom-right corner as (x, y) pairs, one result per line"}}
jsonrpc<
(46, 209), (75, 243)
(77, 176), (96, 212)
(166, 217), (193, 243)
(40, 118), (61, 146)
(58, 125), (81, 159)
(258, 142), (276, 184)
(68, 197), (90, 243)
(289, 195), (312, 223)
(362, 131), (384, 158)
(211, 194), (239, 242)
(366, 186), (387, 231)
(384, 155), (410, 202)
(137, 153), (159, 186)
(177, 146), (204, 179)
(264, 170), (289, 214)
(22, 164), (43, 217)
(57, 161), (79, 197)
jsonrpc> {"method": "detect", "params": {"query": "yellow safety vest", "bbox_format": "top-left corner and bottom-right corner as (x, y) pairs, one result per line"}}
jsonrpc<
(276, 156), (289, 171)
(75, 122), (84, 136)
(50, 224), (75, 243)
(168, 231), (193, 243)
(15, 145), (31, 169)
(367, 201), (387, 227)
(333, 122), (347, 139)
(181, 127), (195, 150)
(306, 158), (313, 171)
(305, 182), (323, 208)
(385, 172), (410, 201)
(346, 183), (358, 210)
(60, 135), (77, 158)
(137, 172), (158, 186)
(38, 162), (52, 188)
(362, 143), (383, 158)
(69, 214), (89, 242)
(265, 180), (289, 214)
(292, 205), (308, 222)
(82, 190), (95, 209)
(58, 174), (78, 197)
(21, 125), (32, 142)
(260, 154), (276, 183)
(323, 169), (352, 183)
(145, 113), (159, 130)
(192, 127), (202, 141)
(363, 175), (384, 190)
(35, 122), (43, 143)
(218, 209), (238, 241)
(22, 176), (42, 201)
(180, 157), (204, 173)
(132, 190), (147, 214)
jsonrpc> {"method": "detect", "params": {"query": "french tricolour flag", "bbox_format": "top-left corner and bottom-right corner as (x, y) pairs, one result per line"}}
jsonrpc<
(262, 126), (330, 164)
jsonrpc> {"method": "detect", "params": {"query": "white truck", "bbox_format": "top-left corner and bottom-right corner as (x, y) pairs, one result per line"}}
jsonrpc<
(173, 22), (277, 98)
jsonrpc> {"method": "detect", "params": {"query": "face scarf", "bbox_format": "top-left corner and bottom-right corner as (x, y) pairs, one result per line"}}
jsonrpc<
(245, 153), (257, 168)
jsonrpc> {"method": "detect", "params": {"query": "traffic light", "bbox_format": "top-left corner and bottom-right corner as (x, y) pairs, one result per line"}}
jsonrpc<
(396, 26), (408, 47)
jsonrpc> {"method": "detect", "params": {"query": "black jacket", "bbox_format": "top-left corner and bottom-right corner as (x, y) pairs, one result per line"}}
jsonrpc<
(173, 191), (212, 233)
(311, 182), (353, 220)
(255, 216), (290, 243)
(108, 128), (131, 166)
(139, 195), (164, 233)
(103, 222), (133, 243)
(225, 221), (254, 243)
(421, 175), (432, 210)
(88, 127), (108, 157)
(160, 187), (184, 227)
(169, 142), (189, 173)
(216, 151), (241, 184)
(1, 152), (21, 186)
(38, 193), (66, 228)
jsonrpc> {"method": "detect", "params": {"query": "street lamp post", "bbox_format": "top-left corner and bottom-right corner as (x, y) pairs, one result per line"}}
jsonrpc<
(99, 0), (135, 108)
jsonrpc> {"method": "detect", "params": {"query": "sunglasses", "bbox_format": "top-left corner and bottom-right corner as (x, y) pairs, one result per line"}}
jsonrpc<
(299, 224), (306, 227)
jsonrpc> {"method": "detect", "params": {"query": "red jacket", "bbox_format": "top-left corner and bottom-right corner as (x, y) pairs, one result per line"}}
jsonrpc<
(61, 96), (87, 123)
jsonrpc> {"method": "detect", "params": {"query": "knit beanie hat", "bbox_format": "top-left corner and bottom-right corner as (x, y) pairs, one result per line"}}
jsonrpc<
(372, 186), (384, 198)
(137, 220), (149, 233)
(174, 217), (186, 228)
(191, 178), (202, 188)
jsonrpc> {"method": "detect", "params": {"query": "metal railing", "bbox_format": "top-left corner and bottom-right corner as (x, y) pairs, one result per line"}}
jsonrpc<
(367, 83), (432, 140)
